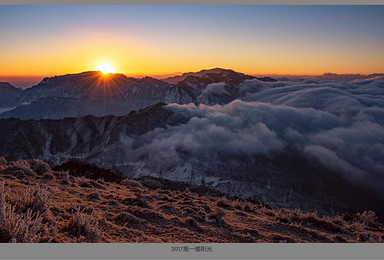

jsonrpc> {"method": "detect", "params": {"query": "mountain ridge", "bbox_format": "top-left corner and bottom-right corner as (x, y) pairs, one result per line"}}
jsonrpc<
(0, 68), (271, 119)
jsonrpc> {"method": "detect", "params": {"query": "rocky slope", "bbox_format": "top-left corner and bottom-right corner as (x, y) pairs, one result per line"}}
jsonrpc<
(0, 68), (267, 119)
(1, 158), (383, 243)
(0, 82), (22, 108)
(0, 103), (178, 161)
(0, 71), (194, 119)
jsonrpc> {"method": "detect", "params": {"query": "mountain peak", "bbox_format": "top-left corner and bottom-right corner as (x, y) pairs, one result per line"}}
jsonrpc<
(36, 71), (136, 86)
(141, 76), (163, 82)
(0, 81), (17, 89)
(0, 81), (21, 93)
(181, 67), (232, 76)
(163, 68), (249, 84)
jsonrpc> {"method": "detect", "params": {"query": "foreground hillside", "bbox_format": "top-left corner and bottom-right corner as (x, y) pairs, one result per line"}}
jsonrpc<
(1, 158), (383, 243)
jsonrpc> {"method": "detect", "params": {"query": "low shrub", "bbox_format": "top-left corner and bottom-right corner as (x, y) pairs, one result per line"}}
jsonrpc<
(53, 159), (124, 183)
(139, 178), (161, 189)
(30, 185), (55, 217)
(120, 179), (143, 188)
(27, 159), (51, 176)
(41, 172), (55, 181)
(67, 205), (100, 241)
(4, 160), (35, 178)
(358, 211), (378, 228)
(217, 198), (232, 209)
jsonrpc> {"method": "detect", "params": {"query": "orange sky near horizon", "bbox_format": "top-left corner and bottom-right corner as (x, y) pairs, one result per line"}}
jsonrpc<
(0, 27), (382, 78)
(1, 6), (383, 79)
(1, 37), (382, 78)
(1, 31), (382, 78)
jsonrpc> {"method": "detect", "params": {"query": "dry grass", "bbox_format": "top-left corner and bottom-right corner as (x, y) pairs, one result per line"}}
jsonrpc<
(0, 182), (45, 242)
(1, 159), (384, 243)
(65, 205), (100, 242)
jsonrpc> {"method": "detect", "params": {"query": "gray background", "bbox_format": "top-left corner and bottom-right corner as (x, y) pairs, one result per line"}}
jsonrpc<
(1, 0), (384, 5)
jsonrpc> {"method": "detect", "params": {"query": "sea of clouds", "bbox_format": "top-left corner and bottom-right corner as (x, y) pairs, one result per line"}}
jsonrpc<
(123, 75), (384, 194)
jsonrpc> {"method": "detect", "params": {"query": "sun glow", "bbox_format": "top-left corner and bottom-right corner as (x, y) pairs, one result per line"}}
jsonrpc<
(96, 62), (116, 74)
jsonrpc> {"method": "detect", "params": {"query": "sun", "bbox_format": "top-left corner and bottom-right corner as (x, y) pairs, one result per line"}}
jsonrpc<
(96, 62), (116, 74)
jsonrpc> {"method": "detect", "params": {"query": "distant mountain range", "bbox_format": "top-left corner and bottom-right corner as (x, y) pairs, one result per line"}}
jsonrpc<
(318, 73), (384, 81)
(0, 68), (276, 120)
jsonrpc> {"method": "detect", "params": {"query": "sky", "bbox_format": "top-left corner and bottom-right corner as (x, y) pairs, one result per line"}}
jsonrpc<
(0, 5), (383, 82)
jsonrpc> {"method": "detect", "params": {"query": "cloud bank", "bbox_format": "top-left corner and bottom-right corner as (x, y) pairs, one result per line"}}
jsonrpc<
(120, 75), (384, 193)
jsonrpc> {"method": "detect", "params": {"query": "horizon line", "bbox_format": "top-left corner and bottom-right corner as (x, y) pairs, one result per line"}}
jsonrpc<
(2, 70), (384, 80)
